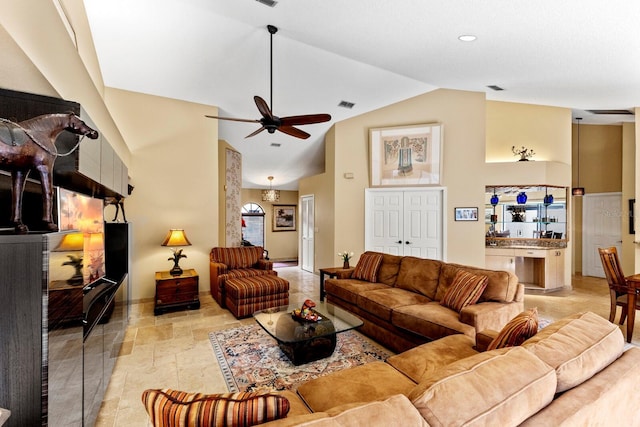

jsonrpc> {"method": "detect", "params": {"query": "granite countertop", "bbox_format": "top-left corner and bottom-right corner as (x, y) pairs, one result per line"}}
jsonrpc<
(485, 237), (567, 249)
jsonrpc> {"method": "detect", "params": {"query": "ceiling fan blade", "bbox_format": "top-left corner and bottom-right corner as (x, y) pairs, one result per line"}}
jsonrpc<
(205, 115), (260, 124)
(245, 126), (267, 138)
(254, 96), (274, 120)
(280, 114), (332, 126)
(278, 125), (310, 139)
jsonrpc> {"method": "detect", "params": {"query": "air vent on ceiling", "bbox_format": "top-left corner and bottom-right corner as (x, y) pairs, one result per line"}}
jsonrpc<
(487, 85), (504, 91)
(270, 143), (281, 147)
(338, 100), (355, 109)
(586, 109), (634, 115)
(255, 0), (277, 7)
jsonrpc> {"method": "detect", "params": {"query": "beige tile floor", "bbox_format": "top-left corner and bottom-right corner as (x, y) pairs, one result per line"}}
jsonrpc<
(94, 267), (640, 426)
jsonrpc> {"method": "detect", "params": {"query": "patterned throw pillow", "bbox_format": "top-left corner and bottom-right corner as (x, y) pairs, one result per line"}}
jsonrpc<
(352, 252), (384, 282)
(487, 308), (539, 351)
(440, 270), (488, 312)
(141, 389), (290, 427)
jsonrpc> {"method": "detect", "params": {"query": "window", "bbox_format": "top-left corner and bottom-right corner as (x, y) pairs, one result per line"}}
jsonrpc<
(241, 203), (265, 247)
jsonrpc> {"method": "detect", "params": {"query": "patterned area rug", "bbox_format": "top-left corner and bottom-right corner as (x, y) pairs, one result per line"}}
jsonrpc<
(209, 324), (392, 392)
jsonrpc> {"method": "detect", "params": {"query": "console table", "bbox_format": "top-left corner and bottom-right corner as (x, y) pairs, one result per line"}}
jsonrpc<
(318, 267), (355, 301)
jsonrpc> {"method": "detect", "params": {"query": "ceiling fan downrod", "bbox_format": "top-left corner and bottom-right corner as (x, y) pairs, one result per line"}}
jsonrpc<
(267, 24), (278, 112)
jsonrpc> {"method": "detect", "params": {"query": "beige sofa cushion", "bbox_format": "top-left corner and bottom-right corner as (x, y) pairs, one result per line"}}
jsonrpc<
(376, 253), (404, 286)
(392, 302), (476, 340)
(297, 361), (416, 413)
(522, 311), (624, 393)
(436, 263), (519, 303)
(409, 346), (556, 427)
(295, 394), (429, 427)
(386, 334), (478, 383)
(357, 288), (431, 322)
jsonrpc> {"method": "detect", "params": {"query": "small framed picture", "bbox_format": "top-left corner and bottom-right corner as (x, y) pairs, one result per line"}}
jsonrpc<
(273, 205), (296, 232)
(454, 207), (478, 221)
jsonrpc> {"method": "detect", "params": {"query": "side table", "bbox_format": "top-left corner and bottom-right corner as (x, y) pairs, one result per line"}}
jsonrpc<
(319, 266), (355, 301)
(154, 269), (200, 315)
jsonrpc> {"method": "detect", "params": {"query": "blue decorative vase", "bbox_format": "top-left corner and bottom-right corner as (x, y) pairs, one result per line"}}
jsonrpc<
(516, 192), (528, 204)
(543, 194), (554, 206)
(490, 194), (499, 206)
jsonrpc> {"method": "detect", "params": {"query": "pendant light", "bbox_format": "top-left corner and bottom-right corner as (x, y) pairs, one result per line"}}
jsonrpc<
(572, 117), (585, 196)
(261, 176), (280, 202)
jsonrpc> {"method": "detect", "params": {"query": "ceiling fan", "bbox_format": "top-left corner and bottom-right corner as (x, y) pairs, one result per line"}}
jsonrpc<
(205, 25), (331, 140)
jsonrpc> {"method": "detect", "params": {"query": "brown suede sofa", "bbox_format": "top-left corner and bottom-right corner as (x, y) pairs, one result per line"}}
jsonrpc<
(324, 251), (524, 352)
(260, 312), (640, 426)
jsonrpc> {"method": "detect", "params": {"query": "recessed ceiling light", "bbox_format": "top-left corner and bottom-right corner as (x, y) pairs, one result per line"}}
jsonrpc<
(458, 35), (477, 42)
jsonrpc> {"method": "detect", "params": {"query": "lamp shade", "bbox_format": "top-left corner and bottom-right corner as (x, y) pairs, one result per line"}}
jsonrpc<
(55, 232), (84, 251)
(261, 189), (280, 202)
(161, 229), (192, 247)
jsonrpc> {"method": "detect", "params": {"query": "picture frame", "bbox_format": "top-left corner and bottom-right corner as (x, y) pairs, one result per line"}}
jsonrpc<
(454, 207), (478, 221)
(273, 204), (296, 232)
(369, 123), (442, 187)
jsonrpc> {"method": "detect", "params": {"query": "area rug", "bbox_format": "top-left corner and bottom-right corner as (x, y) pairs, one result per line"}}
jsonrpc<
(209, 324), (393, 392)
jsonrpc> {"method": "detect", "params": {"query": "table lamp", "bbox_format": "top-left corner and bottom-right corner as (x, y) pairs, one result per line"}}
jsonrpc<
(56, 232), (84, 285)
(161, 229), (192, 276)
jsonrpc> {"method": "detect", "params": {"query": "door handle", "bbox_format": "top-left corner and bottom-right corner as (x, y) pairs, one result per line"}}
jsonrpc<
(405, 241), (411, 245)
(397, 240), (402, 244)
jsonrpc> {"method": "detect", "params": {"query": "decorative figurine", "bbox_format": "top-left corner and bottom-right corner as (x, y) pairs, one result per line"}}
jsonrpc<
(0, 113), (98, 233)
(292, 299), (321, 322)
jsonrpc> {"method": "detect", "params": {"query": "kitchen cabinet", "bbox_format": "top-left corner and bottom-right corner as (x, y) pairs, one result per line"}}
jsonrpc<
(486, 247), (566, 292)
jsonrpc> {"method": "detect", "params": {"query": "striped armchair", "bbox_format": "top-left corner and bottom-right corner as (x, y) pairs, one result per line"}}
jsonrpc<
(209, 246), (277, 306)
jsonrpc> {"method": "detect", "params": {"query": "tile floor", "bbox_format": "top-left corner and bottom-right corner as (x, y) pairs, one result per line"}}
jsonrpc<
(94, 267), (640, 426)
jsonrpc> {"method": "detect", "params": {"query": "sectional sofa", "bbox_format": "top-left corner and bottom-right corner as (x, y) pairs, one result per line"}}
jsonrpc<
(324, 251), (524, 352)
(261, 311), (640, 426)
(142, 312), (640, 426)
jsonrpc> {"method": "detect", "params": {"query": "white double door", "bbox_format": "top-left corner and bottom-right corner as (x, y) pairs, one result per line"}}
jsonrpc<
(365, 188), (443, 259)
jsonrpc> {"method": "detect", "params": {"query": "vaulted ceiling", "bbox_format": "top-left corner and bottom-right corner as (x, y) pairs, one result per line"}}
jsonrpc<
(83, 0), (640, 189)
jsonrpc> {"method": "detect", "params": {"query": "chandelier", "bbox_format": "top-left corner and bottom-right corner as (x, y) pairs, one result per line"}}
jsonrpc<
(261, 176), (280, 202)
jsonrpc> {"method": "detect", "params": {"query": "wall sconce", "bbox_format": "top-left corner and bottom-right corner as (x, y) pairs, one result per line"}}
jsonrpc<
(161, 229), (192, 276)
(261, 176), (280, 202)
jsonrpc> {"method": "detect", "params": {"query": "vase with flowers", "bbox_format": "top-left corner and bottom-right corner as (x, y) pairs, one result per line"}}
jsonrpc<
(338, 251), (354, 269)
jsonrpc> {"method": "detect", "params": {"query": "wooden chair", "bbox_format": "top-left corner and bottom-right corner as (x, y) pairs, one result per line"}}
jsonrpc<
(597, 247), (639, 326)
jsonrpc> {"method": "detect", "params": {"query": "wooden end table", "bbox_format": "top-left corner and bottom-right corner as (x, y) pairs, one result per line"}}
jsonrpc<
(154, 269), (200, 315)
(319, 266), (355, 301)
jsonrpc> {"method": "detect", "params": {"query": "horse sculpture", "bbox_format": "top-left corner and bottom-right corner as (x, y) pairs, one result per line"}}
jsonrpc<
(0, 112), (99, 233)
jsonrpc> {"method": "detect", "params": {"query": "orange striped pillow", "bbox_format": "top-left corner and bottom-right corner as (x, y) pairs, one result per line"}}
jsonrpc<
(352, 252), (384, 282)
(440, 270), (488, 312)
(487, 308), (539, 350)
(141, 389), (290, 427)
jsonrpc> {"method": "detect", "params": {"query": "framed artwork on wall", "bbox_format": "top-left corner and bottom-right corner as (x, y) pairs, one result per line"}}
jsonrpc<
(369, 123), (442, 187)
(273, 205), (296, 232)
(454, 207), (478, 221)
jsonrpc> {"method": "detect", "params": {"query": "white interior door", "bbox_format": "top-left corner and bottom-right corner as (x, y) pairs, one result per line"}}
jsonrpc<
(582, 192), (622, 277)
(366, 190), (404, 255)
(403, 191), (442, 259)
(365, 188), (443, 259)
(300, 195), (314, 272)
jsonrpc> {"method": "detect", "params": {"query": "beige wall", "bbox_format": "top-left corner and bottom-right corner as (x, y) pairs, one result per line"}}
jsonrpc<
(299, 128), (336, 270)
(572, 123), (623, 274)
(302, 89), (488, 270)
(104, 89), (219, 301)
(486, 101), (571, 163)
(241, 189), (299, 261)
(622, 122), (636, 274)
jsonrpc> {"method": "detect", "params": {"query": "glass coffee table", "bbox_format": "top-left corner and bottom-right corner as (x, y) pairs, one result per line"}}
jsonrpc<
(253, 301), (363, 365)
